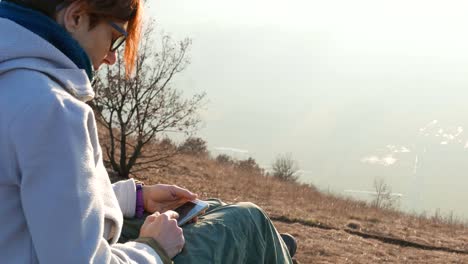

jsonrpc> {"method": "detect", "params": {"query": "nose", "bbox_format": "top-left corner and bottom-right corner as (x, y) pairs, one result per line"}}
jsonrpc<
(103, 51), (117, 65)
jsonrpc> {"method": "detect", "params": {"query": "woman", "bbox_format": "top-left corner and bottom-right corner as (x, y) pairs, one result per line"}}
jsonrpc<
(0, 0), (296, 263)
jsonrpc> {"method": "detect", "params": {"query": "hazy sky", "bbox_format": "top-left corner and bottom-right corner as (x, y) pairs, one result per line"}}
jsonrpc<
(148, 1), (468, 218)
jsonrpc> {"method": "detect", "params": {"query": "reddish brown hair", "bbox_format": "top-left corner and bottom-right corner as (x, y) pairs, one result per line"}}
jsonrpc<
(8, 0), (143, 76)
(83, 0), (143, 76)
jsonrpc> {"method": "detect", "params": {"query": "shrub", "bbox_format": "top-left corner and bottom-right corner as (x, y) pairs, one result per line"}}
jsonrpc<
(271, 153), (300, 182)
(216, 154), (234, 164)
(237, 157), (264, 175)
(159, 137), (177, 150)
(178, 137), (208, 156)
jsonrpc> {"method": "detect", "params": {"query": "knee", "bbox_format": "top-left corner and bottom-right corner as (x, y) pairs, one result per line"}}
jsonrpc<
(238, 201), (260, 210)
(233, 202), (271, 232)
(236, 202), (265, 216)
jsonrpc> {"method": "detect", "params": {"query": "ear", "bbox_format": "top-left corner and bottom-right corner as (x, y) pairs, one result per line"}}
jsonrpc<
(60, 1), (90, 33)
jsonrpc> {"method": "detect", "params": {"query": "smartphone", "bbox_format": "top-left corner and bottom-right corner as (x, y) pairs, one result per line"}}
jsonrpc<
(173, 199), (209, 226)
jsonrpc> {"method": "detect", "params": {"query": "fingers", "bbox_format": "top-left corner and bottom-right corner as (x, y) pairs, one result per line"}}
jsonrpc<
(187, 217), (196, 224)
(163, 210), (180, 220)
(170, 185), (197, 200)
(139, 211), (185, 258)
(187, 209), (206, 224)
(145, 212), (160, 223)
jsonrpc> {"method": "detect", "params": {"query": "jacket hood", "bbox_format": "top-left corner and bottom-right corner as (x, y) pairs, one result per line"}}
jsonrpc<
(0, 18), (94, 102)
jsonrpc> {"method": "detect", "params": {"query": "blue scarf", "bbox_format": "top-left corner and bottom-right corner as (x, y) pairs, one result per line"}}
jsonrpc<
(0, 1), (94, 81)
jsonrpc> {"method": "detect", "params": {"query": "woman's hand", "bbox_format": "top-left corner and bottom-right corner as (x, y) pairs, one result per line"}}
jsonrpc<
(139, 210), (184, 258)
(142, 184), (197, 214)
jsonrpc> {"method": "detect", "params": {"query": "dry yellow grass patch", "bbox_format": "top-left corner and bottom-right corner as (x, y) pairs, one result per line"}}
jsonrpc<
(127, 153), (468, 263)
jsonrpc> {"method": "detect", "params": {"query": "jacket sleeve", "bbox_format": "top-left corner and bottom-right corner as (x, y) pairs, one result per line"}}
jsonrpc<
(9, 93), (164, 264)
(112, 179), (137, 218)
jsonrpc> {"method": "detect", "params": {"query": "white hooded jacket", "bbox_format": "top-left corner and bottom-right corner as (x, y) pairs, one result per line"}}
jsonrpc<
(0, 17), (163, 263)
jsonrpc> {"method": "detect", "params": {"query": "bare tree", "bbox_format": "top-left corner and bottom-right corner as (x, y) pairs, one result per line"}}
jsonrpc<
(93, 21), (205, 179)
(372, 177), (396, 209)
(271, 153), (300, 182)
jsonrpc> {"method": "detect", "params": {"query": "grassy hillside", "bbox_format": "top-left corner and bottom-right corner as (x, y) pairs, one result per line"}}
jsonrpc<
(121, 150), (468, 263)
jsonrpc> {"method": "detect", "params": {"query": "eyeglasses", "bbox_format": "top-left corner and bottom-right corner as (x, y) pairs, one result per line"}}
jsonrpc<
(109, 22), (128, 52)
(56, 3), (128, 52)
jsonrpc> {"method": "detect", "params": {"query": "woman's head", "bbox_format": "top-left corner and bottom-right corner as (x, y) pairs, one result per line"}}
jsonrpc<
(15, 0), (142, 75)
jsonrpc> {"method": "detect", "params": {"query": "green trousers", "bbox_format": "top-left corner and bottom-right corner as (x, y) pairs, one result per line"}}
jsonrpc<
(119, 199), (293, 264)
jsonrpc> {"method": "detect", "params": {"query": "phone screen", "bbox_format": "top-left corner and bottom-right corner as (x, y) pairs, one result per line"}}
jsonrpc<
(174, 201), (197, 221)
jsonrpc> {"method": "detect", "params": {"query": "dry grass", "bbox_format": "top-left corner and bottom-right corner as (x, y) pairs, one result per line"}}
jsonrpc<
(128, 152), (468, 263)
